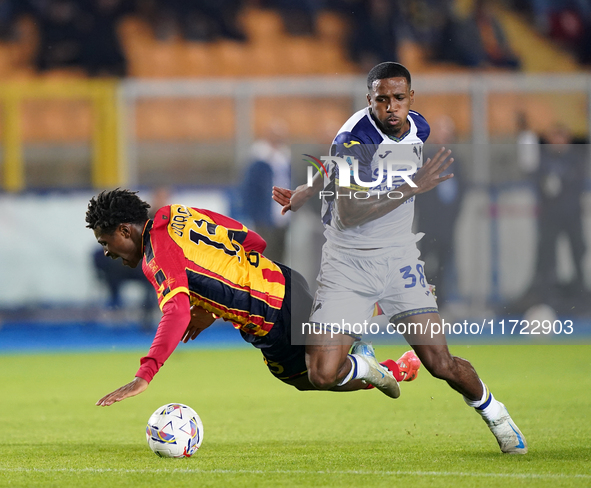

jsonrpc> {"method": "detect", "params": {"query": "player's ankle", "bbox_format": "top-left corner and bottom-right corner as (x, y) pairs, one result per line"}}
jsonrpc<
(464, 381), (504, 422)
(337, 354), (370, 387)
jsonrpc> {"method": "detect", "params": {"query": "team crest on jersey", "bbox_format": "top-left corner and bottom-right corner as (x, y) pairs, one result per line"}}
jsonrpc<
(413, 144), (422, 159)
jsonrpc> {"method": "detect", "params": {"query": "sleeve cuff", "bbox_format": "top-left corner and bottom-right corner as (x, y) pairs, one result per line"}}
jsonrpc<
(159, 287), (190, 311)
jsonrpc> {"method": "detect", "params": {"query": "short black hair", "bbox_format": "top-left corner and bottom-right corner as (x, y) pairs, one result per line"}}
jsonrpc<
(86, 188), (150, 234)
(367, 62), (411, 91)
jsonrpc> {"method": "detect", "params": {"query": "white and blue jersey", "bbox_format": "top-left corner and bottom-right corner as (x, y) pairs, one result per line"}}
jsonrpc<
(321, 107), (430, 249)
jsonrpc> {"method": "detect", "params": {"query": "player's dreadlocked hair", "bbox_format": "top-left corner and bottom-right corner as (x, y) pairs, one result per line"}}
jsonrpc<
(367, 62), (411, 90)
(85, 188), (150, 234)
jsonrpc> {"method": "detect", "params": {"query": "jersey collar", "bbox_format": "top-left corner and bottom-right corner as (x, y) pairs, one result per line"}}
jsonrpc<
(141, 219), (153, 257)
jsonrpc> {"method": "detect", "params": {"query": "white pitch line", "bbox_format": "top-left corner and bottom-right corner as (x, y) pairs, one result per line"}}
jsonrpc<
(0, 467), (590, 480)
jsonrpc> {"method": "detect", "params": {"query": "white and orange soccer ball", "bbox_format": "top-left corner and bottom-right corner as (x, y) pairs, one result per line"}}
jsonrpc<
(145, 403), (204, 458)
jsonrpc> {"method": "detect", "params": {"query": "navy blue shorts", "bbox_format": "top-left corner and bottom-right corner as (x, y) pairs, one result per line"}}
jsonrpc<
(240, 263), (312, 382)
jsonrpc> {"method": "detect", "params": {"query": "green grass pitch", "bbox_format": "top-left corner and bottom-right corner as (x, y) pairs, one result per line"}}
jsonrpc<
(1, 344), (590, 487)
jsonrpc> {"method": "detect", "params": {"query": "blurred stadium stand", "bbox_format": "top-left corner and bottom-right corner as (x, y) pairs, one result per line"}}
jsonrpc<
(1, 0), (591, 339)
(0, 0), (586, 80)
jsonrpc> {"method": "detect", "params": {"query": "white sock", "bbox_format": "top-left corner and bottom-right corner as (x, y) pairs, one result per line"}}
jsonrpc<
(336, 354), (369, 386)
(464, 380), (504, 422)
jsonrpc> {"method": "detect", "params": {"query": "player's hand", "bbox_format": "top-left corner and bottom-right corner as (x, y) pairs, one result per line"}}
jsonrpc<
(273, 184), (314, 214)
(411, 147), (454, 195)
(96, 377), (148, 406)
(182, 306), (216, 343)
(272, 186), (293, 214)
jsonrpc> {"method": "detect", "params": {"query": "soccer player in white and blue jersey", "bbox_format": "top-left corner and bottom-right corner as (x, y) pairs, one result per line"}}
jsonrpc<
(273, 62), (527, 454)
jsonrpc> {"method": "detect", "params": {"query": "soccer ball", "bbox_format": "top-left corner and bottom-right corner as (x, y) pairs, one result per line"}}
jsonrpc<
(145, 403), (204, 458)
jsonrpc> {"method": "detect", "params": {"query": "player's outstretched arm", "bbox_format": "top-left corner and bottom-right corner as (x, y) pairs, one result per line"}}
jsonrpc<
(98, 293), (192, 407)
(337, 147), (454, 228)
(96, 377), (148, 407)
(182, 305), (217, 343)
(272, 171), (323, 214)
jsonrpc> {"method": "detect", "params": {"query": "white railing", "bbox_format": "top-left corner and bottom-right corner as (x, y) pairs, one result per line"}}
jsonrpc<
(120, 73), (591, 185)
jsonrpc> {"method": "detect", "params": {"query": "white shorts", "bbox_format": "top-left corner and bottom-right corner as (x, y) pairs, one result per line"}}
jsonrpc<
(310, 242), (438, 328)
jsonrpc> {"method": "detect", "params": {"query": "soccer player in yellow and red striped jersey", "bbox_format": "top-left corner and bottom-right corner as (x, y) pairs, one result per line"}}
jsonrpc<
(86, 189), (419, 407)
(138, 203), (286, 382)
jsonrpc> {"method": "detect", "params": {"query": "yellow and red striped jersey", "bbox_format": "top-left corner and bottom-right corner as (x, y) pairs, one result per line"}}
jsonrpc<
(141, 205), (285, 336)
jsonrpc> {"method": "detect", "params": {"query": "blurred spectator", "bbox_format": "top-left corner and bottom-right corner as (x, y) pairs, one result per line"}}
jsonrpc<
(475, 0), (520, 69)
(151, 0), (246, 42)
(524, 0), (590, 35)
(433, 3), (486, 67)
(415, 116), (465, 307)
(516, 112), (540, 174)
(336, 0), (400, 71)
(514, 0), (591, 63)
(0, 0), (21, 41)
(33, 0), (87, 72)
(578, 17), (591, 65)
(148, 186), (171, 218)
(93, 247), (148, 307)
(547, 7), (585, 47)
(325, 0), (521, 70)
(514, 123), (588, 310)
(398, 0), (451, 47)
(31, 0), (130, 76)
(241, 120), (291, 263)
(266, 0), (321, 36)
(532, 124), (587, 300)
(80, 0), (131, 77)
(434, 0), (520, 69)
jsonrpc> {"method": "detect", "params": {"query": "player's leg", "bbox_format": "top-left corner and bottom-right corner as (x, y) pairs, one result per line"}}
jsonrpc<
(272, 336), (400, 394)
(304, 329), (400, 394)
(258, 329), (382, 393)
(261, 295), (402, 395)
(276, 339), (415, 393)
(273, 246), (399, 397)
(398, 313), (482, 397)
(258, 329), (356, 391)
(257, 312), (411, 394)
(257, 262), (373, 393)
(304, 330), (355, 389)
(394, 311), (527, 454)
(305, 252), (400, 396)
(381, 244), (526, 453)
(280, 367), (370, 392)
(285, 260), (360, 390)
(273, 335), (369, 392)
(300, 326), (399, 397)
